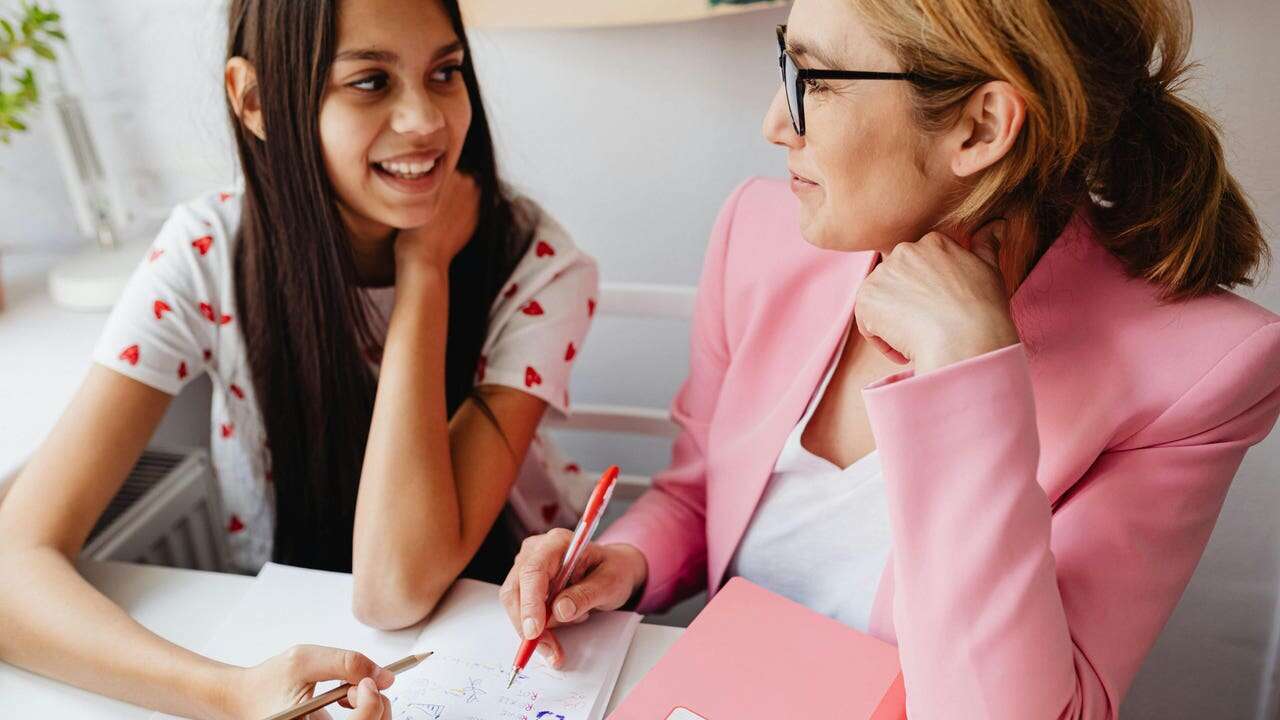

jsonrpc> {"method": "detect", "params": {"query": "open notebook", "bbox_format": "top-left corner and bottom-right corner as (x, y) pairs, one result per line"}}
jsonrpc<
(153, 563), (641, 720)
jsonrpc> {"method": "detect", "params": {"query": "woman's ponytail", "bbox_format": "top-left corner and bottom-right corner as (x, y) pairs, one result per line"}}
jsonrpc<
(1092, 70), (1268, 300)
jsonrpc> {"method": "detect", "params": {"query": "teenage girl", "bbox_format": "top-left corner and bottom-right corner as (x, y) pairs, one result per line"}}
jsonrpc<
(0, 0), (597, 717)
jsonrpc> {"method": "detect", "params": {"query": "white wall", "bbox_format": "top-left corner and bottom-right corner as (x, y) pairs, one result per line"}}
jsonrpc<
(0, 2), (1276, 717)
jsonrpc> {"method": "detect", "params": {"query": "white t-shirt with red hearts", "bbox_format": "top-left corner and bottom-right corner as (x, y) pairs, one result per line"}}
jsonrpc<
(93, 189), (600, 572)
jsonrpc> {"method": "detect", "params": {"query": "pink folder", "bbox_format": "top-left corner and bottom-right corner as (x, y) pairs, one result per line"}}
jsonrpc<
(609, 577), (907, 720)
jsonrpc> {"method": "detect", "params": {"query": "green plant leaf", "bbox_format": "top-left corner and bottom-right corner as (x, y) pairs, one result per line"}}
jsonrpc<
(31, 41), (54, 60)
(5, 116), (27, 131)
(0, 19), (14, 43)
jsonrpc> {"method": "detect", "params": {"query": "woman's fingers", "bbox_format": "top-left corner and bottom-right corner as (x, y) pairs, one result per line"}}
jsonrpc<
(552, 563), (628, 624)
(346, 677), (390, 720)
(512, 529), (573, 640)
(855, 270), (910, 364)
(285, 645), (394, 689)
(868, 335), (910, 364)
(499, 564), (523, 634)
(535, 628), (565, 669)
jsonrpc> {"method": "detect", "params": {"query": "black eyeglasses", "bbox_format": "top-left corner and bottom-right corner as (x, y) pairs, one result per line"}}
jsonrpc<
(777, 25), (923, 136)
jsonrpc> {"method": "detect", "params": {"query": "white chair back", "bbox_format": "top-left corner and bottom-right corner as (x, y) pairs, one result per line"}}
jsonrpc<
(542, 282), (695, 500)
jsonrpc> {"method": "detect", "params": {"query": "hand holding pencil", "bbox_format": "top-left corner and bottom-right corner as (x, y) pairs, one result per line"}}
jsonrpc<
(223, 644), (421, 720)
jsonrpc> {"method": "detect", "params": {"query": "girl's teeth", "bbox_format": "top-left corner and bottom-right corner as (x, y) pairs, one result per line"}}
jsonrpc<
(379, 159), (437, 179)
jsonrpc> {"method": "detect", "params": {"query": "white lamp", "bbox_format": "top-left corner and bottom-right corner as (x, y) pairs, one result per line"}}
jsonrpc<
(42, 11), (148, 311)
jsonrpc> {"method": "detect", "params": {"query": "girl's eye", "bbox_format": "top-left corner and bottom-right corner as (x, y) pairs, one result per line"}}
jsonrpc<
(430, 64), (464, 83)
(350, 74), (388, 92)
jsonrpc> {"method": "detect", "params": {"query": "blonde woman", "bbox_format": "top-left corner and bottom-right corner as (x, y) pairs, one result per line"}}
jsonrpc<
(503, 0), (1280, 717)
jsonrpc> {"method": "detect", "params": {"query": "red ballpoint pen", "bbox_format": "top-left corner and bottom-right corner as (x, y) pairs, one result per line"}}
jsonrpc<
(507, 465), (620, 688)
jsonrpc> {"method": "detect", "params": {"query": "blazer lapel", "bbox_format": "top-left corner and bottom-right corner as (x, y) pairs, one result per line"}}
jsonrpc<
(706, 248), (881, 597)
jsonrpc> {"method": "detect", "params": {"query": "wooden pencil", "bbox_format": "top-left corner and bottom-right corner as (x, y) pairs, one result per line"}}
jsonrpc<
(262, 651), (432, 720)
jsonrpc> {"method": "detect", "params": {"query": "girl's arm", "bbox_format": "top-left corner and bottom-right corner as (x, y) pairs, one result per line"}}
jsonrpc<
(351, 256), (547, 629)
(0, 367), (400, 719)
(0, 367), (235, 718)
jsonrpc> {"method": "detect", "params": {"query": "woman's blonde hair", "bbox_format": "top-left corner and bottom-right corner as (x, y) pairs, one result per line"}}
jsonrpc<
(855, 0), (1268, 300)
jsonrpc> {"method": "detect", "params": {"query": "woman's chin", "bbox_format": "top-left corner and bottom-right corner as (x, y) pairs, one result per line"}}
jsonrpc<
(796, 206), (834, 247)
(799, 218), (861, 253)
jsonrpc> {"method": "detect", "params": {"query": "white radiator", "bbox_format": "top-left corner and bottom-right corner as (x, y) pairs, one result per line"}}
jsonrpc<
(82, 447), (231, 572)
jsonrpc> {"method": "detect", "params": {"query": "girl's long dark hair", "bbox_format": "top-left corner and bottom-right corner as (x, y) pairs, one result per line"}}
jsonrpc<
(226, 0), (532, 571)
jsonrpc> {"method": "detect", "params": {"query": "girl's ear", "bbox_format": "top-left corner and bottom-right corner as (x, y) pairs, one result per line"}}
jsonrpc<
(226, 57), (265, 141)
(946, 80), (1025, 179)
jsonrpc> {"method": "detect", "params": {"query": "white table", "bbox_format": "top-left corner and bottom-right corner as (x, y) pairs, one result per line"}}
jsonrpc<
(0, 560), (683, 718)
(0, 252), (110, 487)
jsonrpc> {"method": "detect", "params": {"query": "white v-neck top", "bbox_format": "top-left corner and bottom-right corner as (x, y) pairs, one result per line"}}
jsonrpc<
(726, 333), (892, 634)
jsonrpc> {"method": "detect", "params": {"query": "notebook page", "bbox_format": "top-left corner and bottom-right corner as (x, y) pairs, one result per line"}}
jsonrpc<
(389, 579), (642, 720)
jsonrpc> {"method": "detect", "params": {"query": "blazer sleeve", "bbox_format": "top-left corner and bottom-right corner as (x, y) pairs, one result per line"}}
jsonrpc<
(862, 322), (1280, 720)
(597, 179), (751, 614)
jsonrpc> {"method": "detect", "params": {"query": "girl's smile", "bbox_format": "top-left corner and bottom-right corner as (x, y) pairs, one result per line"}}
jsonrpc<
(371, 148), (447, 195)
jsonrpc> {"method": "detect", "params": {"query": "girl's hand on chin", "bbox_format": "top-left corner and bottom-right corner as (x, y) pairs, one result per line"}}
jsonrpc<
(394, 170), (481, 274)
(854, 219), (1021, 375)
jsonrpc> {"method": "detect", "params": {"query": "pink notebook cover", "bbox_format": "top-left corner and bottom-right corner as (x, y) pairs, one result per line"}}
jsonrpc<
(609, 577), (906, 720)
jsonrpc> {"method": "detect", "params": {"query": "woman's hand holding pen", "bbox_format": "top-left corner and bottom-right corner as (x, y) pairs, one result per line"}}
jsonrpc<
(499, 530), (649, 668)
(855, 219), (1020, 375)
(219, 644), (395, 720)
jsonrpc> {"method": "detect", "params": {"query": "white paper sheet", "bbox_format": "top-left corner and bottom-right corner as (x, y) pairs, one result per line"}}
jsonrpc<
(152, 563), (640, 720)
(391, 579), (639, 720)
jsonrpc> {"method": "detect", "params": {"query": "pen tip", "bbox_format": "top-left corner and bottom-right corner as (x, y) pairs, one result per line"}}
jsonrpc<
(506, 667), (519, 689)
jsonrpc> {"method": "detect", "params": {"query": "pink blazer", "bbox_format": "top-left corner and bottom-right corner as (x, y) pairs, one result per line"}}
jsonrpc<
(600, 178), (1280, 719)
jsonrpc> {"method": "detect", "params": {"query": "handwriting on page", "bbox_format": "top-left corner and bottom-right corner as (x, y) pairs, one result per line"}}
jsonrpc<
(387, 651), (592, 720)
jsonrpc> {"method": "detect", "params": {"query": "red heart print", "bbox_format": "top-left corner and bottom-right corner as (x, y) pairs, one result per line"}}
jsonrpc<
(564, 463), (580, 474)
(220, 422), (235, 439)
(521, 300), (544, 316)
(535, 240), (555, 258)
(203, 349), (213, 361)
(218, 192), (233, 203)
(587, 298), (597, 317)
(153, 300), (172, 320)
(476, 355), (487, 382)
(148, 248), (164, 263)
(540, 503), (559, 524)
(564, 342), (576, 362)
(199, 303), (232, 325)
(503, 283), (519, 299)
(230, 384), (245, 400)
(227, 514), (245, 533)
(178, 361), (188, 380)
(524, 366), (542, 388)
(119, 344), (140, 366)
(192, 235), (213, 255)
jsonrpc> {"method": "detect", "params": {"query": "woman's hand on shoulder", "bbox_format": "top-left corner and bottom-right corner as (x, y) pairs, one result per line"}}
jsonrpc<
(854, 219), (1020, 375)
(393, 171), (481, 276)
